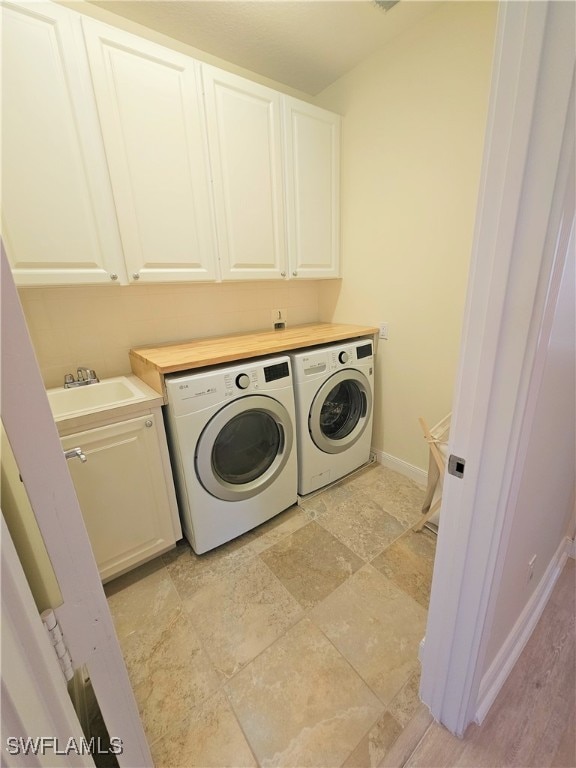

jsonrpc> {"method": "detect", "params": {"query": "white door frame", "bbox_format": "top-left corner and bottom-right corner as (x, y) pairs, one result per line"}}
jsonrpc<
(1, 247), (152, 767)
(420, 0), (575, 736)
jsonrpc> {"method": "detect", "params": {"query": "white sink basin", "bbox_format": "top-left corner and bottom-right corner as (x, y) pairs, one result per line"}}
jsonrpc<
(47, 376), (156, 419)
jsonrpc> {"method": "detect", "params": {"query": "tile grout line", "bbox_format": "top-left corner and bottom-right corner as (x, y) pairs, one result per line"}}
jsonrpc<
(160, 470), (430, 692)
(113, 464), (431, 766)
(220, 685), (262, 768)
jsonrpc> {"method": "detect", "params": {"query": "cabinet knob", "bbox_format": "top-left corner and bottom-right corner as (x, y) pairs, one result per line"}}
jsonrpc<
(292, 271), (297, 277)
(132, 273), (140, 281)
(145, 420), (153, 428)
(110, 273), (118, 281)
(281, 271), (286, 278)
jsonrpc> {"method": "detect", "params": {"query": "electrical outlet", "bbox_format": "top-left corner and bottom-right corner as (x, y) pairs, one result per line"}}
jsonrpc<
(271, 308), (287, 330)
(379, 322), (389, 340)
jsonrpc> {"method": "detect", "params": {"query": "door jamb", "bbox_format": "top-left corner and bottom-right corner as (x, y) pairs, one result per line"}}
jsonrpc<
(419, 0), (575, 736)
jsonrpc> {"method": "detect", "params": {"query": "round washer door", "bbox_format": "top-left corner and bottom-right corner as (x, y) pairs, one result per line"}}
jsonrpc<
(195, 395), (294, 502)
(309, 369), (372, 454)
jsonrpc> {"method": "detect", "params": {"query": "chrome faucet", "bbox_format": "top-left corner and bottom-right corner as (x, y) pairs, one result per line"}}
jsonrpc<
(64, 368), (99, 388)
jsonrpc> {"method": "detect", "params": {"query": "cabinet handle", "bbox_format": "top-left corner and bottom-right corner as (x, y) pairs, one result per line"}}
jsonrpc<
(145, 420), (153, 428)
(110, 273), (118, 281)
(292, 271), (297, 277)
(132, 273), (140, 281)
(64, 447), (87, 463)
(281, 271), (286, 277)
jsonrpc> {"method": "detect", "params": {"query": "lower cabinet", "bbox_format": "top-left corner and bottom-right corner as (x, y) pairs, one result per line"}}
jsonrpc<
(60, 410), (181, 582)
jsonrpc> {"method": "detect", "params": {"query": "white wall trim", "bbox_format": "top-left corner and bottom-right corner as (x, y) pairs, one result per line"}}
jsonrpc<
(373, 448), (427, 487)
(474, 537), (571, 725)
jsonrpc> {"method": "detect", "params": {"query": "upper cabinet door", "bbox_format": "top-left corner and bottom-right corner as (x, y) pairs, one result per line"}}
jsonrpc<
(202, 66), (287, 281)
(1, 2), (125, 286)
(284, 99), (341, 279)
(82, 19), (217, 283)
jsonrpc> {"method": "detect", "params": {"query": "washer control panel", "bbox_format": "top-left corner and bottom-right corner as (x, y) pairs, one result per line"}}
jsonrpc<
(165, 356), (293, 417)
(224, 369), (259, 396)
(235, 373), (251, 390)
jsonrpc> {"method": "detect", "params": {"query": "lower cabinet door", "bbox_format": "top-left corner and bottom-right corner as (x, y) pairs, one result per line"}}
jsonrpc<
(61, 414), (178, 582)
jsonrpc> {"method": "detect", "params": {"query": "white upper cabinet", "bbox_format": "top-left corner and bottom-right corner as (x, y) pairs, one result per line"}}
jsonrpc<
(202, 65), (287, 281)
(284, 99), (341, 279)
(82, 19), (217, 283)
(3, 2), (340, 286)
(1, 1), (125, 286)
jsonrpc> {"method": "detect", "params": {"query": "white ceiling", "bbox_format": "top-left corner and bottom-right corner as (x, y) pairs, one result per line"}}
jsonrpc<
(87, 1), (440, 95)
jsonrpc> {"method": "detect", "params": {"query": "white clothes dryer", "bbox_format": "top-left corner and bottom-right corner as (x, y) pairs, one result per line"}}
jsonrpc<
(289, 339), (375, 495)
(164, 356), (297, 554)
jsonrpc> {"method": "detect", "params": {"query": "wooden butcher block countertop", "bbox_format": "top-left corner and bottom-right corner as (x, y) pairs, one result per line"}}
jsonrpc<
(130, 322), (378, 396)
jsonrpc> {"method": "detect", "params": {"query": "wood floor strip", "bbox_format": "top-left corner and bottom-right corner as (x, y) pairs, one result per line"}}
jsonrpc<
(403, 558), (575, 768)
(379, 704), (433, 768)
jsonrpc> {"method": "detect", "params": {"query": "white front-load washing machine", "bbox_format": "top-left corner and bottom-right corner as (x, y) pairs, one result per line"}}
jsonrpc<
(164, 356), (297, 554)
(290, 339), (375, 495)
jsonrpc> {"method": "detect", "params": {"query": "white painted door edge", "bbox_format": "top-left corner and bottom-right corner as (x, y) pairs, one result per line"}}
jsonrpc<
(1, 247), (153, 766)
(419, 1), (575, 736)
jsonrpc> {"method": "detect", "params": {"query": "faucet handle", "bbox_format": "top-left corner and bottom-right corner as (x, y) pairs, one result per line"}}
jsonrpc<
(65, 367), (98, 387)
(77, 366), (96, 382)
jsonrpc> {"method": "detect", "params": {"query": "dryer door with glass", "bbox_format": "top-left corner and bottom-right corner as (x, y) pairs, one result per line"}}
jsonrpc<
(309, 369), (372, 454)
(196, 395), (294, 501)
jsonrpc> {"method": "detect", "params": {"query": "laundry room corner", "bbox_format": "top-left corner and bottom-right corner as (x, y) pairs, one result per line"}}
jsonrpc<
(315, 0), (498, 475)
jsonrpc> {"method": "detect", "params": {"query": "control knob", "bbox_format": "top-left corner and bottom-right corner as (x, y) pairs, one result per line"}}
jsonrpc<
(339, 351), (350, 364)
(236, 373), (250, 390)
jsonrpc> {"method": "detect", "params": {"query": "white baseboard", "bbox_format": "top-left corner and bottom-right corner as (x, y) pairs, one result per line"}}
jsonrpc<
(474, 536), (571, 725)
(372, 448), (427, 487)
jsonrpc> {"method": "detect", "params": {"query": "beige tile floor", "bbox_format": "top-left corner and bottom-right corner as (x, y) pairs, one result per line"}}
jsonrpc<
(105, 464), (437, 768)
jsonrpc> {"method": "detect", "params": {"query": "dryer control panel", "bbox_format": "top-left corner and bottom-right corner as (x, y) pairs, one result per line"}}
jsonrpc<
(165, 356), (293, 417)
(328, 341), (373, 370)
(291, 339), (374, 382)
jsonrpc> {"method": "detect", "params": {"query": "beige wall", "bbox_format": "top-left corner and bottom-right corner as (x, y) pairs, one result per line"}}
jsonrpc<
(315, 1), (497, 470)
(19, 281), (322, 389)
